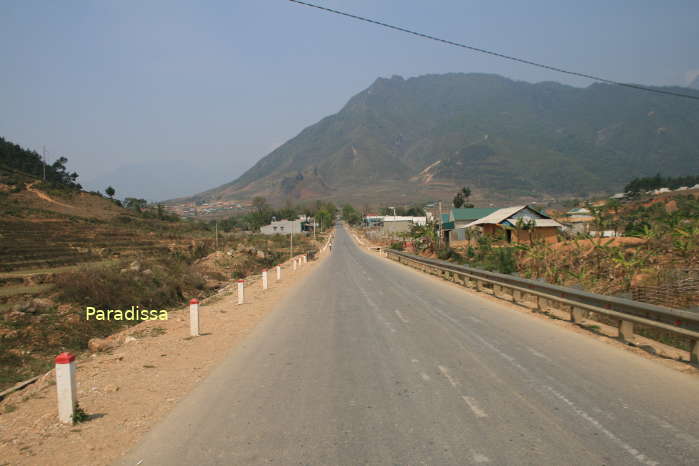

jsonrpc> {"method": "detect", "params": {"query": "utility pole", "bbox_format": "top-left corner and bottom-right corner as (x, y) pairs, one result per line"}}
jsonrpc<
(42, 146), (47, 181)
(438, 201), (443, 247)
(290, 223), (294, 259)
(313, 216), (316, 241)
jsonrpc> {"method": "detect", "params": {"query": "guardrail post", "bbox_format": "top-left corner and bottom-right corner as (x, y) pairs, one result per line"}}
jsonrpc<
(189, 298), (200, 336)
(237, 279), (245, 305)
(512, 289), (521, 303)
(262, 270), (268, 290)
(276, 265), (281, 281)
(503, 287), (514, 302)
(618, 319), (634, 343)
(55, 352), (77, 424)
(493, 284), (502, 297)
(533, 294), (541, 310)
(691, 340), (699, 364)
(571, 307), (587, 323)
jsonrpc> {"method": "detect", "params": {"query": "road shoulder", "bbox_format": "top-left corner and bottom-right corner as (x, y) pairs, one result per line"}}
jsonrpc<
(0, 253), (326, 466)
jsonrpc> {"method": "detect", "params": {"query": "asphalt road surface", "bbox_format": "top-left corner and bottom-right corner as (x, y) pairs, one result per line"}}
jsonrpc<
(119, 224), (699, 465)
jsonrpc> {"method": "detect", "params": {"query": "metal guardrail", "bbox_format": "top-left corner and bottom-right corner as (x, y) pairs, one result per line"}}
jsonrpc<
(384, 249), (699, 362)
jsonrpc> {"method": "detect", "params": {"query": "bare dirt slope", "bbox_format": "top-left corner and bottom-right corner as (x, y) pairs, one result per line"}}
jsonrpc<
(0, 249), (327, 466)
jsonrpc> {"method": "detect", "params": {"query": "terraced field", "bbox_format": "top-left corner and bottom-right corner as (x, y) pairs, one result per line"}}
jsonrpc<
(0, 218), (190, 306)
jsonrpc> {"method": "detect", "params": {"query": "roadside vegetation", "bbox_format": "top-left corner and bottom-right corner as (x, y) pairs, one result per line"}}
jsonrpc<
(1, 150), (329, 391)
(354, 186), (698, 312)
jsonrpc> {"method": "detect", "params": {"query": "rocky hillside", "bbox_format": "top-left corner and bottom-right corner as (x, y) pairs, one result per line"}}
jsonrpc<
(184, 73), (699, 205)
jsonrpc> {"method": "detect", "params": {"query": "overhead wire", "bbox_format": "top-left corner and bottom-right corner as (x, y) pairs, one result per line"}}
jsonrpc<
(288, 0), (699, 101)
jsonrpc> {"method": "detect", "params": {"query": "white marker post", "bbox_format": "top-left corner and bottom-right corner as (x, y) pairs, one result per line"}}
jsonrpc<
(262, 269), (268, 290)
(293, 259), (297, 271)
(237, 279), (245, 305)
(55, 352), (77, 424)
(303, 254), (307, 264)
(189, 298), (200, 337)
(276, 265), (281, 281)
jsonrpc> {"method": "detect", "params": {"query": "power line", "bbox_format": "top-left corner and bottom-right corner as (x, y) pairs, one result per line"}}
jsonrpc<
(289, 0), (699, 101)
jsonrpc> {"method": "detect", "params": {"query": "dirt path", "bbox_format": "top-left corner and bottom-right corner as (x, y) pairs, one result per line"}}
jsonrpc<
(25, 181), (74, 209)
(0, 251), (327, 465)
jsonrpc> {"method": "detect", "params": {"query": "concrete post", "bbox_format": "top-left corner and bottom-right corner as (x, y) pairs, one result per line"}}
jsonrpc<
(276, 265), (281, 281)
(571, 307), (587, 323)
(262, 270), (268, 290)
(618, 320), (634, 343)
(237, 279), (245, 305)
(189, 298), (200, 337)
(293, 259), (297, 271)
(691, 340), (699, 365)
(493, 284), (501, 297)
(513, 289), (521, 304)
(55, 352), (77, 424)
(303, 254), (307, 264)
(503, 287), (514, 302)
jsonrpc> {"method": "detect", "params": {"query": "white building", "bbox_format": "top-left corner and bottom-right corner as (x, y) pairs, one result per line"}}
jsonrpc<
(260, 219), (303, 235)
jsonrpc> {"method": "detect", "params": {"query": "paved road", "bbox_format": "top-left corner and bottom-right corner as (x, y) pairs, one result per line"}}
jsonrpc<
(119, 224), (699, 465)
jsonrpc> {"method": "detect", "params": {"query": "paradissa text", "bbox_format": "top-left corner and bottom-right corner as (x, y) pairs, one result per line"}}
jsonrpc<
(85, 306), (168, 321)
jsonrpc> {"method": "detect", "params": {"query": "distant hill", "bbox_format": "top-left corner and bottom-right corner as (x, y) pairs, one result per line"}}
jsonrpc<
(690, 75), (699, 90)
(0, 137), (81, 190)
(176, 73), (699, 205)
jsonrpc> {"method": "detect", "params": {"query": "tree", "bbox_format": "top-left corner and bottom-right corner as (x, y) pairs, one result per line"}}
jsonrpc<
(342, 204), (362, 225)
(252, 196), (269, 214)
(124, 197), (148, 212)
(405, 205), (426, 216)
(105, 186), (115, 199)
(461, 186), (474, 208)
(453, 186), (473, 208)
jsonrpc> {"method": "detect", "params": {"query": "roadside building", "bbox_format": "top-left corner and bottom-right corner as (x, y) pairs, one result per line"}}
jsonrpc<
(381, 216), (426, 234)
(260, 218), (304, 235)
(445, 208), (499, 242)
(561, 216), (596, 235)
(466, 205), (563, 244)
(439, 213), (454, 243)
(558, 207), (595, 235)
(566, 207), (592, 218)
(383, 219), (413, 234)
(364, 215), (384, 228)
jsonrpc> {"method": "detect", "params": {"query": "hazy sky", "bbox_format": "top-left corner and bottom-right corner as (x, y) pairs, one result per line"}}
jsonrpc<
(2, 0), (698, 200)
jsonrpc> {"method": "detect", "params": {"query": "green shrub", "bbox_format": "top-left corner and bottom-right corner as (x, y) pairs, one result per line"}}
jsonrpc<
(436, 247), (464, 264)
(389, 241), (404, 251)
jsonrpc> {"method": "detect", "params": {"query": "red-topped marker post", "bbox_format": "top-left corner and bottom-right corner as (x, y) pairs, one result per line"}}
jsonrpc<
(189, 298), (200, 337)
(55, 352), (77, 424)
(237, 279), (245, 305)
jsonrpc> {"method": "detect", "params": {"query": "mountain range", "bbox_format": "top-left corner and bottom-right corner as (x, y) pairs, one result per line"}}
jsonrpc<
(177, 73), (699, 205)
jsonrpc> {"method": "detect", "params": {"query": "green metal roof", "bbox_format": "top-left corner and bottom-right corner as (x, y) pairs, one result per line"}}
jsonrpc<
(441, 213), (450, 223)
(451, 208), (499, 221)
